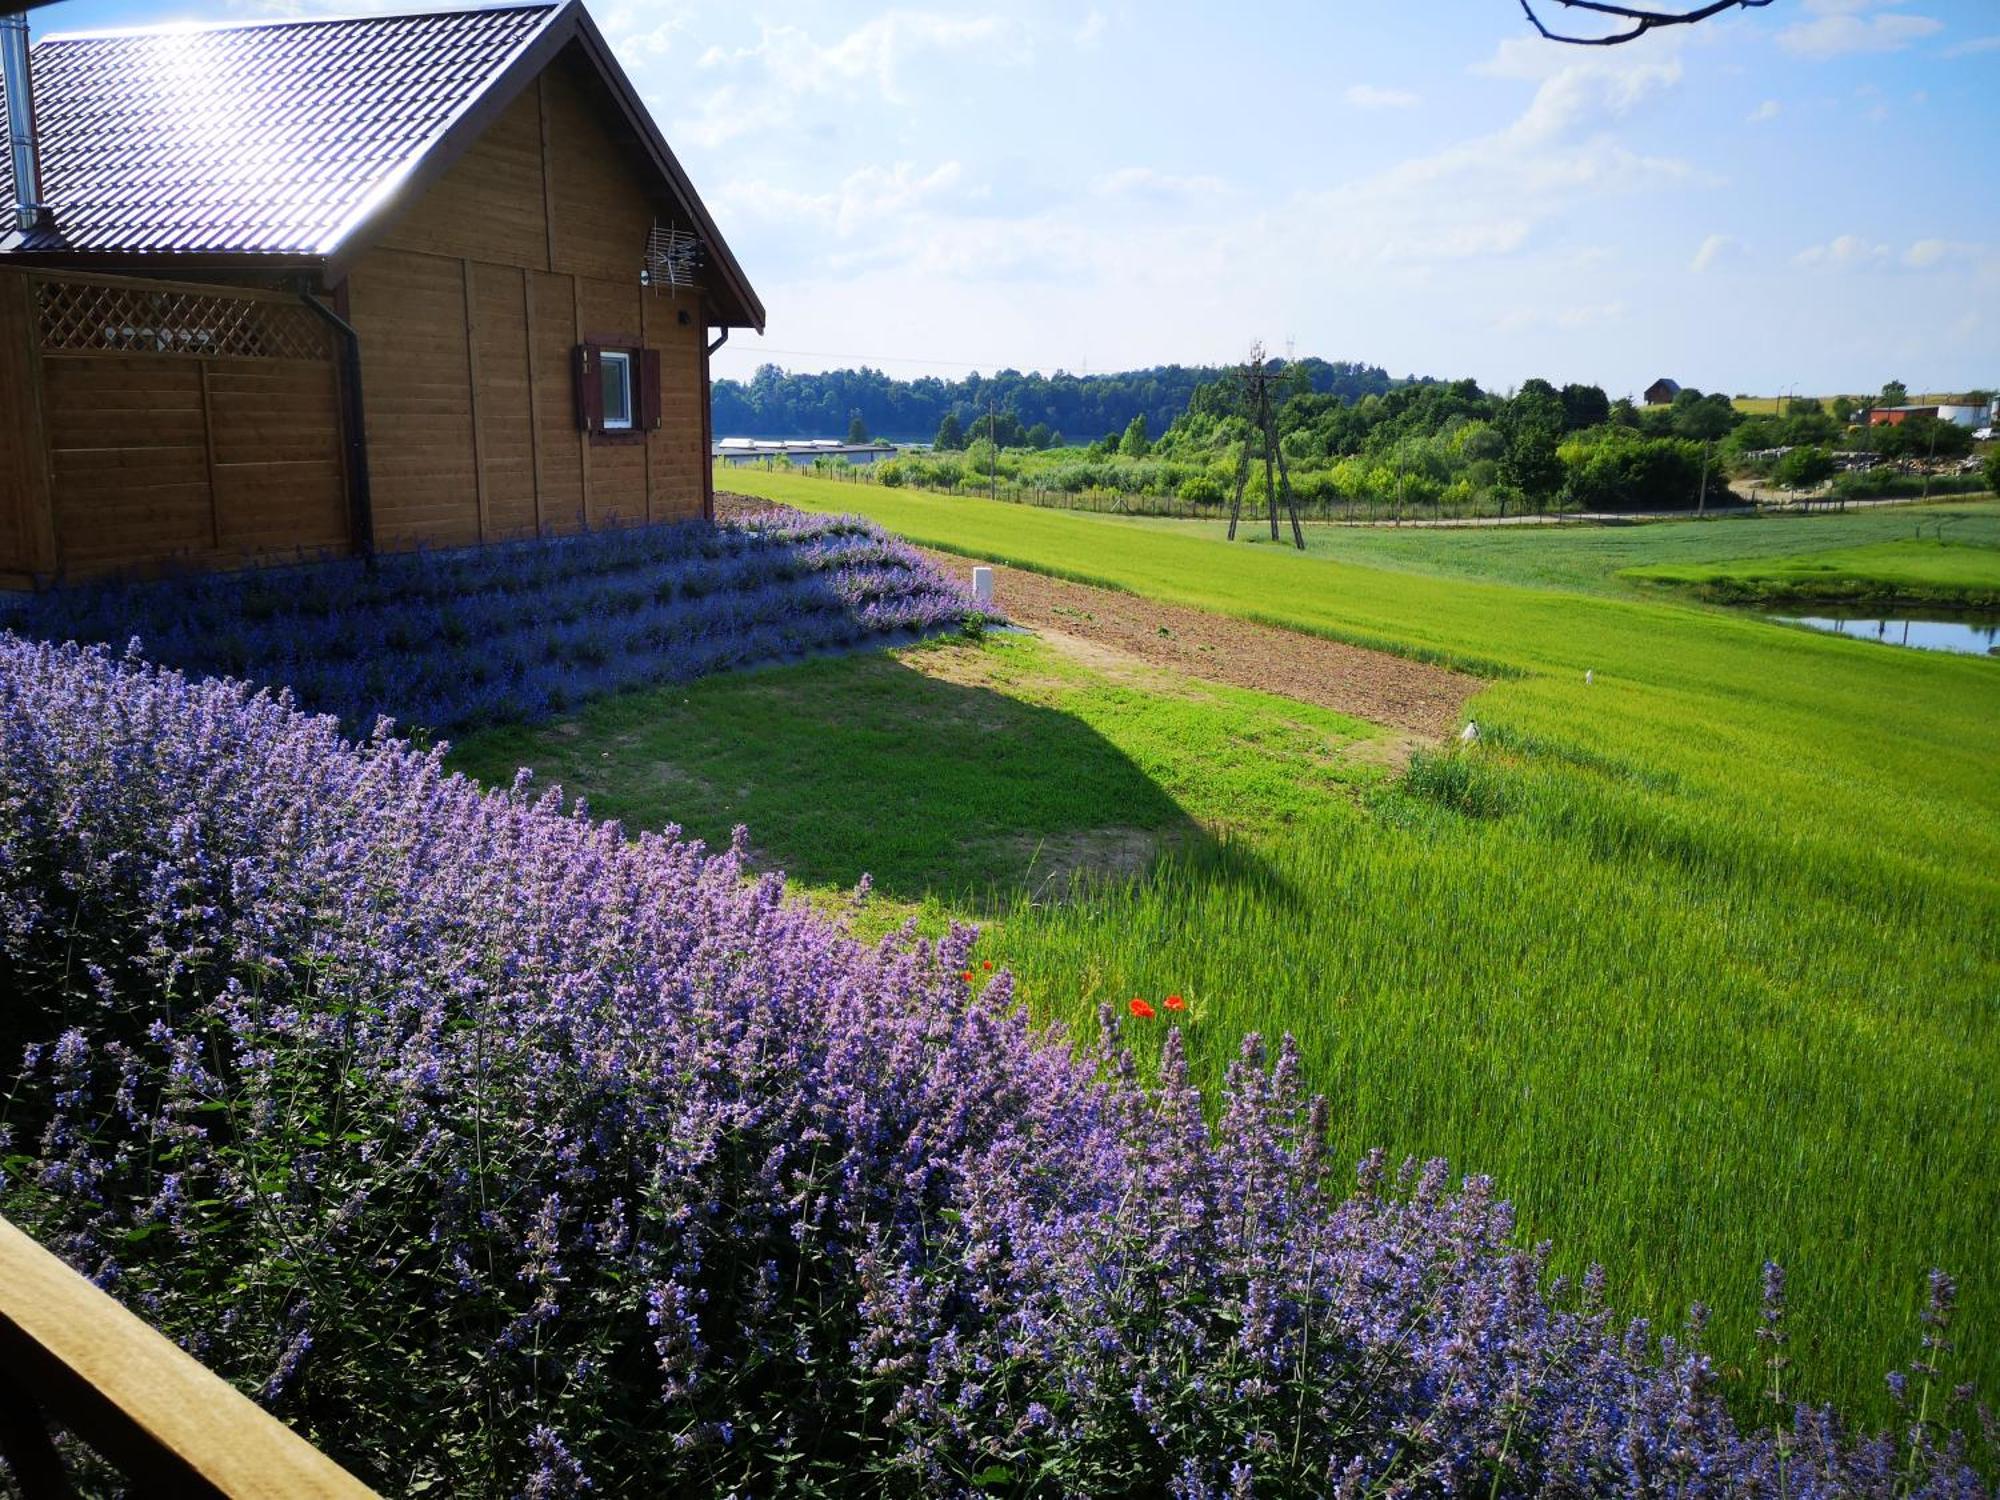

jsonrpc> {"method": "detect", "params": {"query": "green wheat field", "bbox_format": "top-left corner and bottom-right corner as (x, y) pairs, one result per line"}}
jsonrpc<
(455, 478), (2000, 1418)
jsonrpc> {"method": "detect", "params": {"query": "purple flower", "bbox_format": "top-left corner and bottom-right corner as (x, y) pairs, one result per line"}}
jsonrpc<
(0, 634), (1988, 1498)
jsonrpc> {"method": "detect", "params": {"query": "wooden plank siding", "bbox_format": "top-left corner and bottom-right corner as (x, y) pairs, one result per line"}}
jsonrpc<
(37, 351), (349, 578)
(344, 248), (481, 551)
(0, 271), (56, 582)
(347, 43), (712, 549)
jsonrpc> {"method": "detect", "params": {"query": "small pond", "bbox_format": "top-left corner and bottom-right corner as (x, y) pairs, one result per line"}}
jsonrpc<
(1771, 613), (2000, 657)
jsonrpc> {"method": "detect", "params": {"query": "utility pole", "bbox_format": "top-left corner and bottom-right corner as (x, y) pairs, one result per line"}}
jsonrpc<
(1224, 342), (1305, 549)
(1920, 414), (1938, 505)
(988, 397), (998, 502)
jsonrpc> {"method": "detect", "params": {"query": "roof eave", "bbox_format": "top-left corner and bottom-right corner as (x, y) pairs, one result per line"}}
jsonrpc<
(0, 245), (330, 276)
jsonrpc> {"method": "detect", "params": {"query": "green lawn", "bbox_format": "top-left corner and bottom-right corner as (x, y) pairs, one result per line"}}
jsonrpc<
(1621, 537), (2000, 608)
(452, 630), (1385, 915)
(473, 468), (1999, 1416)
(1112, 498), (2000, 598)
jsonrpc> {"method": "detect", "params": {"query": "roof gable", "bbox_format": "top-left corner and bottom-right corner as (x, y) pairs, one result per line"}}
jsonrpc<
(0, 1), (762, 328)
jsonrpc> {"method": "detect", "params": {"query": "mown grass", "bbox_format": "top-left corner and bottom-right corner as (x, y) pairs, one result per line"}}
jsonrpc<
(695, 467), (2000, 1417)
(1622, 537), (2000, 608)
(452, 631), (1385, 914)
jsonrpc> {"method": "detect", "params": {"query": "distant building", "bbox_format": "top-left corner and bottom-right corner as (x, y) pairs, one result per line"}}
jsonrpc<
(1867, 400), (1995, 430)
(714, 439), (897, 467)
(1644, 378), (1682, 406)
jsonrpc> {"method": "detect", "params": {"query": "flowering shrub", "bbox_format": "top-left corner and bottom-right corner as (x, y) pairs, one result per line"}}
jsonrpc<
(14, 510), (985, 735)
(0, 636), (1993, 1497)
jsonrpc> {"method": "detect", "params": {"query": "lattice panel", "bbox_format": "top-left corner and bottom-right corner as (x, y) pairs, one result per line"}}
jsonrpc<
(36, 279), (331, 360)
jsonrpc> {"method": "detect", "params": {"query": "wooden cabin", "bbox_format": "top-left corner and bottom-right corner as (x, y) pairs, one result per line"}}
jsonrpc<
(0, 1), (763, 587)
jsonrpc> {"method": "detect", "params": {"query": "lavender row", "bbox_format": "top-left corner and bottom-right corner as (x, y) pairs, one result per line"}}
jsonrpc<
(14, 513), (985, 734)
(0, 636), (1988, 1497)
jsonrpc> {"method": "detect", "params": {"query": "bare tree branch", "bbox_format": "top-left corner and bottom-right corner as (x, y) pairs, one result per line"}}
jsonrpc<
(1519, 0), (1773, 46)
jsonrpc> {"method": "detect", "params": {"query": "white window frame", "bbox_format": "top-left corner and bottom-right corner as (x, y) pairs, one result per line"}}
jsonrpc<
(600, 350), (635, 431)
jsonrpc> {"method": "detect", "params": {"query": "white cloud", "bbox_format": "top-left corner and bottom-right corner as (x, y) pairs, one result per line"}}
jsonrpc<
(719, 161), (966, 240)
(1344, 84), (1421, 110)
(1748, 99), (1781, 123)
(1944, 35), (2000, 56)
(1281, 51), (1695, 267)
(1902, 239), (1982, 269)
(1690, 233), (1739, 272)
(1794, 233), (1890, 267)
(599, 3), (692, 58)
(1092, 166), (1229, 199)
(1778, 0), (1943, 59)
(680, 11), (1029, 145)
(1494, 301), (1627, 333)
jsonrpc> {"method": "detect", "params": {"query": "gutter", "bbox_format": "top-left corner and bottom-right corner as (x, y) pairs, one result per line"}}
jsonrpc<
(707, 327), (729, 356)
(299, 291), (375, 562)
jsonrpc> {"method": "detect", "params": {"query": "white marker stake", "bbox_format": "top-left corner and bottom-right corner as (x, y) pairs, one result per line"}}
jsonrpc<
(971, 566), (994, 607)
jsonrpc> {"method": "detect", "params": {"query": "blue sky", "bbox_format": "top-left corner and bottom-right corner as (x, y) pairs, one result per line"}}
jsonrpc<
(30, 0), (2000, 396)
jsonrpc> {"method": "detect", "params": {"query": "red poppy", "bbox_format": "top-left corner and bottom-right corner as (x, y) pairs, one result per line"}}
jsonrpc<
(1128, 997), (1156, 1020)
(982, 960), (994, 971)
(1164, 993), (1186, 1012)
(962, 970), (974, 982)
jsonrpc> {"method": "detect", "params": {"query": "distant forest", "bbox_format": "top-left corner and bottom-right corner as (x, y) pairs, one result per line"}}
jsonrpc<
(709, 359), (1422, 443)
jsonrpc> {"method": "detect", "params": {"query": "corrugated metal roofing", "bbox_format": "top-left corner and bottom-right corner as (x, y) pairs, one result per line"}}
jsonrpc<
(0, 4), (558, 255)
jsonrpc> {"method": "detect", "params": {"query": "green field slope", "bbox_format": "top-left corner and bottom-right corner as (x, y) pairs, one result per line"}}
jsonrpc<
(1623, 537), (2000, 608)
(1120, 498), (2000, 597)
(645, 470), (2000, 1414)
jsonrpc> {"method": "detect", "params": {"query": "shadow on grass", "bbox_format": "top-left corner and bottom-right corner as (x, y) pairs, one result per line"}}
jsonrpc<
(449, 648), (1288, 914)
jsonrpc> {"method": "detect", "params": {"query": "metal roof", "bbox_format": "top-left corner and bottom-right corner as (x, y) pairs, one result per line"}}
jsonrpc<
(2, 5), (556, 256)
(0, 1), (765, 327)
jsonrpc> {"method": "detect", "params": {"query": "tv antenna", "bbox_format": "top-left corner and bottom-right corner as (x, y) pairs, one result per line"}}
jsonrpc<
(1226, 341), (1305, 550)
(642, 223), (702, 295)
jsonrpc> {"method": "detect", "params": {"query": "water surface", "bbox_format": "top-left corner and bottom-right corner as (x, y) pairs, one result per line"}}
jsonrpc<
(1773, 613), (2000, 656)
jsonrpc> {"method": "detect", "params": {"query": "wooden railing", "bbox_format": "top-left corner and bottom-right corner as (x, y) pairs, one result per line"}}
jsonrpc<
(0, 1215), (377, 1498)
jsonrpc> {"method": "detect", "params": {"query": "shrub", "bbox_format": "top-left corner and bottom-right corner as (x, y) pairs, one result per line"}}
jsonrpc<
(1828, 469), (1989, 503)
(16, 512), (983, 736)
(1178, 473), (1226, 505)
(0, 637), (1991, 1497)
(1561, 434), (1706, 511)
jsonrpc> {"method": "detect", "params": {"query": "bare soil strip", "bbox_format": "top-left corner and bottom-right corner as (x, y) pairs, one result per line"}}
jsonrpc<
(718, 493), (1481, 740)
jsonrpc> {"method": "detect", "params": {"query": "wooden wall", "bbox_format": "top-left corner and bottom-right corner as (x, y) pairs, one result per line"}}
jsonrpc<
(38, 355), (347, 576)
(347, 44), (712, 552)
(0, 272), (53, 583)
(0, 268), (347, 583)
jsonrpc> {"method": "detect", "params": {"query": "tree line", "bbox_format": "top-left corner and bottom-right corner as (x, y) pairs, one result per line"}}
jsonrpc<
(836, 374), (1987, 516)
(710, 358), (1419, 442)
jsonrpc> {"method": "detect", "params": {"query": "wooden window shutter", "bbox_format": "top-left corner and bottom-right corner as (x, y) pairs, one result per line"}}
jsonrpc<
(573, 344), (603, 432)
(641, 349), (663, 431)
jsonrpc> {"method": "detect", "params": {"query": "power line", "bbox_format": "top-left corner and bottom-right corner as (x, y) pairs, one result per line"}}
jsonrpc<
(713, 344), (1063, 373)
(712, 342), (1268, 377)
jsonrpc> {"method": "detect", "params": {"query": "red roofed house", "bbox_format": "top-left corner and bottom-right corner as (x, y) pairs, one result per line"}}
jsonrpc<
(0, 2), (763, 585)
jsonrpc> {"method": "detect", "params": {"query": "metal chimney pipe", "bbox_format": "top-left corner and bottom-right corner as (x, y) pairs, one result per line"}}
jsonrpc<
(2, 9), (50, 234)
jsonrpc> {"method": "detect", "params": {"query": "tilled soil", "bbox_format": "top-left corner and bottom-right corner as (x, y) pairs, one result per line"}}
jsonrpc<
(717, 492), (1481, 740)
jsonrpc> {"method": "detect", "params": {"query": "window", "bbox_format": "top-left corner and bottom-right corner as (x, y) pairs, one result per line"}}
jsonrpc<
(600, 350), (633, 431)
(574, 342), (661, 444)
